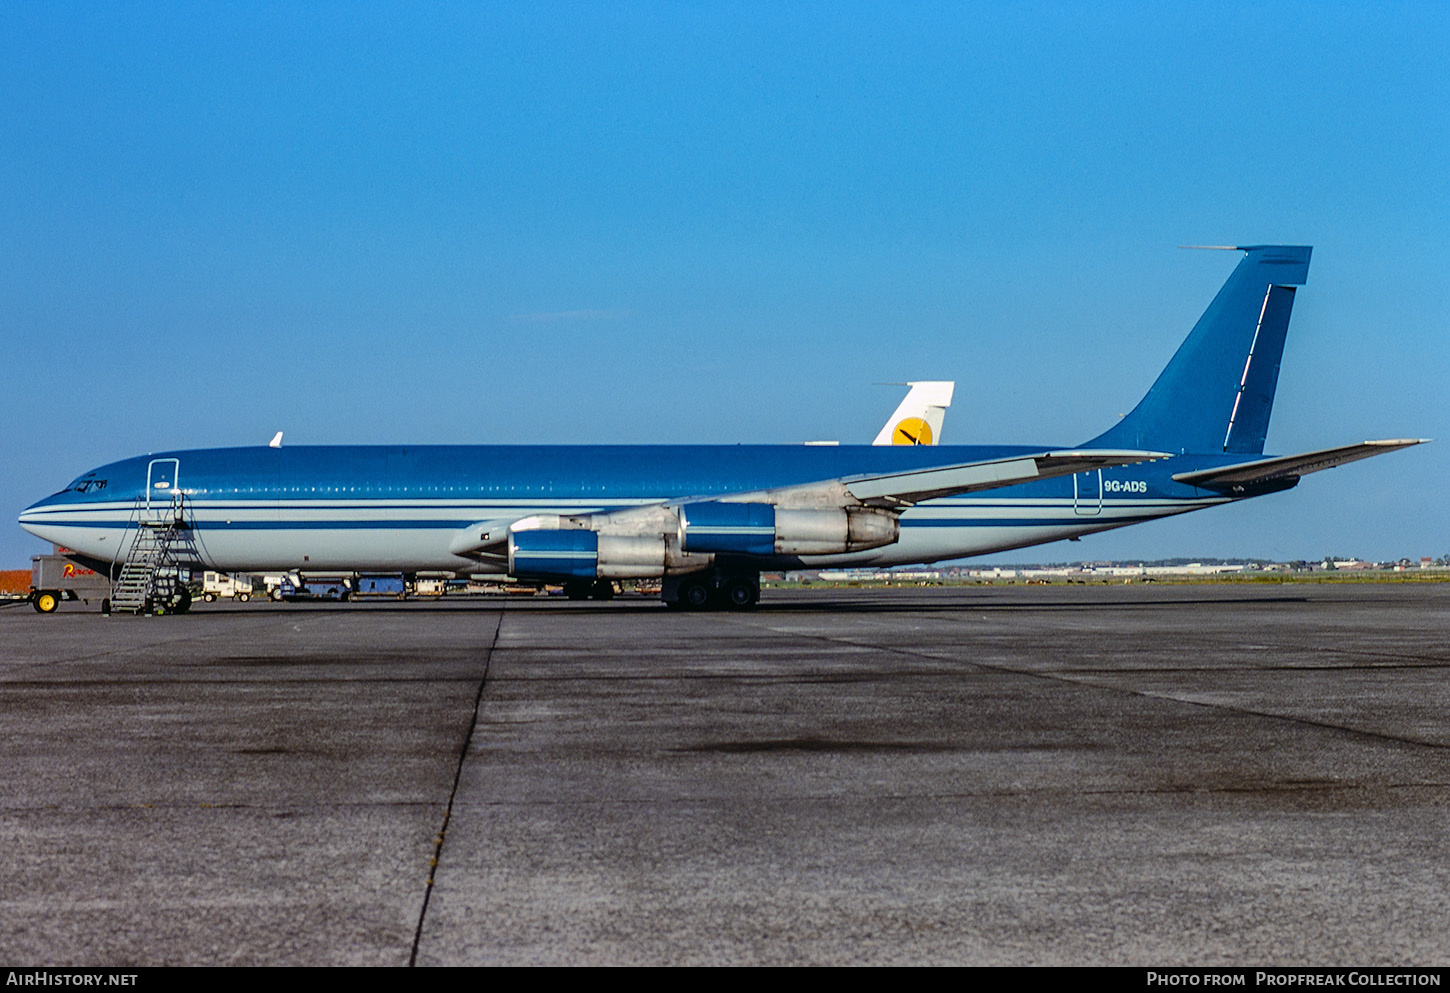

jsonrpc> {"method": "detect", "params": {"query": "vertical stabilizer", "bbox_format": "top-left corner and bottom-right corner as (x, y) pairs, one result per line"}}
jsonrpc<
(873, 381), (955, 446)
(1085, 245), (1311, 455)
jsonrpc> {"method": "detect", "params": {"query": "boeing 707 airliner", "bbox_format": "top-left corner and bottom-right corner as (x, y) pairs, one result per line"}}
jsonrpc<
(18, 245), (1424, 611)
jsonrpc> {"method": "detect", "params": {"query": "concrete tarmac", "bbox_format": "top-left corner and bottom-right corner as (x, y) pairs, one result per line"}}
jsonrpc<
(1, 583), (1447, 965)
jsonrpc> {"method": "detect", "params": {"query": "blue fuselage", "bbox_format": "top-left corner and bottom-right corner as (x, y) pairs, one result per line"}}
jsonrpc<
(19, 444), (1252, 574)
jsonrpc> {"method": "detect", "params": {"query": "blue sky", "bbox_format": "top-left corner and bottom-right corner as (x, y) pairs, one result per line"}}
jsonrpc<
(2, 2), (1446, 566)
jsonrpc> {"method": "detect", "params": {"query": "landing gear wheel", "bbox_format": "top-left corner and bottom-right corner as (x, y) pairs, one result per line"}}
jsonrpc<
(590, 580), (615, 601)
(677, 578), (712, 610)
(720, 577), (759, 609)
(33, 591), (59, 613)
(563, 580), (592, 600)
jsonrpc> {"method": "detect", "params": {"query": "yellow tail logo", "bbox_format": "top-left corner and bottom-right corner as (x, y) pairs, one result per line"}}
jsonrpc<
(892, 417), (933, 445)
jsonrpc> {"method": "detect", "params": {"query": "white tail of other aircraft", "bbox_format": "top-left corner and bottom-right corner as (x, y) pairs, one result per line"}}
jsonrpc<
(873, 381), (955, 446)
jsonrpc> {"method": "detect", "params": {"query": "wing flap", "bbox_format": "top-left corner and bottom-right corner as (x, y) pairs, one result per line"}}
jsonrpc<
(1172, 439), (1429, 489)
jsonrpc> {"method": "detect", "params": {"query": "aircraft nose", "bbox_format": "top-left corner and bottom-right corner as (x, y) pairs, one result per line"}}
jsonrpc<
(18, 494), (61, 536)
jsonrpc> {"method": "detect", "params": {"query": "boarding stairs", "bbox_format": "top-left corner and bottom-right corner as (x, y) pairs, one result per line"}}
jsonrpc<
(111, 494), (187, 614)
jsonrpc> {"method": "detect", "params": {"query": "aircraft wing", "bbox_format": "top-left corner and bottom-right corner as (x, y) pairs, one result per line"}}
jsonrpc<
(841, 450), (1164, 507)
(1171, 439), (1429, 491)
(447, 449), (1168, 557)
(722, 448), (1170, 510)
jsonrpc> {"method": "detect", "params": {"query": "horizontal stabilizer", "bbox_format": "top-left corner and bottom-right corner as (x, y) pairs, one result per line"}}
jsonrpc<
(1172, 439), (1429, 490)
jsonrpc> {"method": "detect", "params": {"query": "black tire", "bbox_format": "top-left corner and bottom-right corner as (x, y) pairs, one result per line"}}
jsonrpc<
(237, 592), (250, 603)
(721, 577), (759, 609)
(33, 591), (60, 613)
(563, 580), (591, 600)
(677, 578), (712, 610)
(203, 592), (217, 603)
(590, 580), (615, 601)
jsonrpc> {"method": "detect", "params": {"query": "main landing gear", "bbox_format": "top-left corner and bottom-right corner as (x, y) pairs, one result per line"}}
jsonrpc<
(662, 571), (760, 611)
(562, 579), (617, 601)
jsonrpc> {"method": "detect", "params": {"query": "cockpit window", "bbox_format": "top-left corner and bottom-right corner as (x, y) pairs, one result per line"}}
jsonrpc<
(66, 476), (108, 494)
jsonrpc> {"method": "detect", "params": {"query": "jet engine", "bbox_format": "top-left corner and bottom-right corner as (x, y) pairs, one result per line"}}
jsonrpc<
(508, 529), (671, 580)
(678, 501), (898, 556)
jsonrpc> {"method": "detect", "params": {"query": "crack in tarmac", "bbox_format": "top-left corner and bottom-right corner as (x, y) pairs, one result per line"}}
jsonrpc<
(440, 778), (1450, 807)
(408, 605), (503, 967)
(723, 614), (1450, 754)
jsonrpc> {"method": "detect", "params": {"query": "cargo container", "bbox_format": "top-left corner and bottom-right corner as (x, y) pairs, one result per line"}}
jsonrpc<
(352, 574), (406, 599)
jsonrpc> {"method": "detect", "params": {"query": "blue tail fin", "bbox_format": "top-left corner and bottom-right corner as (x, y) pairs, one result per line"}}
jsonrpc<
(1085, 245), (1311, 455)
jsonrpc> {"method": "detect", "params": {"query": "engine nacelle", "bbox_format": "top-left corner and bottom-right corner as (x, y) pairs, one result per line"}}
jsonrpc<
(677, 501), (776, 555)
(774, 507), (899, 554)
(678, 502), (899, 556)
(509, 529), (668, 580)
